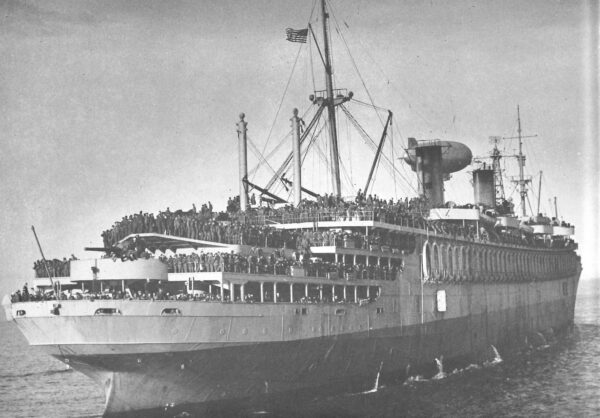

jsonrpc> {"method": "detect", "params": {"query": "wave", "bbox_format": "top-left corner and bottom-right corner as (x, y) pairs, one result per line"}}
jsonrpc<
(0, 368), (73, 379)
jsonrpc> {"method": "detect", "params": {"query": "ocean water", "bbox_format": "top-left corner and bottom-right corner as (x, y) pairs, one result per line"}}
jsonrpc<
(1, 279), (599, 418)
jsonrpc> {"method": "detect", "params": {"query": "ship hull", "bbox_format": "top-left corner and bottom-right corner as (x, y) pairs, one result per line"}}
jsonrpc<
(22, 274), (578, 417)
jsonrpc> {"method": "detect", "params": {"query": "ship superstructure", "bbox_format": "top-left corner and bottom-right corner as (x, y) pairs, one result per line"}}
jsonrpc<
(3, 1), (581, 416)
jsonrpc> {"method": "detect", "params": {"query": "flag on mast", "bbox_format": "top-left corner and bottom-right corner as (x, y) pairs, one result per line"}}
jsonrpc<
(286, 28), (308, 43)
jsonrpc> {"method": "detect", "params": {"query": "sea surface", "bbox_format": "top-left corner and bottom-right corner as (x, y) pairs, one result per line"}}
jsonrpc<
(1, 279), (599, 418)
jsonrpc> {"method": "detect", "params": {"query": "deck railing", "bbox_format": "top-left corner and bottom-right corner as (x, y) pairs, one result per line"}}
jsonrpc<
(239, 209), (427, 229)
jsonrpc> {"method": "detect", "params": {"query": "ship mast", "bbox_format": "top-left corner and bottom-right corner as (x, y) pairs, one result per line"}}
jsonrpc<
(489, 136), (506, 207)
(516, 106), (527, 216)
(504, 105), (537, 217)
(320, 0), (342, 196)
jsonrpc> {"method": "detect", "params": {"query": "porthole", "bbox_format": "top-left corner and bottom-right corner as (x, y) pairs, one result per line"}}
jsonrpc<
(219, 329), (226, 335)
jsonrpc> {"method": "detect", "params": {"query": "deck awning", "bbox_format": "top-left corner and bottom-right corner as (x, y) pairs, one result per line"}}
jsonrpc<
(118, 233), (236, 253)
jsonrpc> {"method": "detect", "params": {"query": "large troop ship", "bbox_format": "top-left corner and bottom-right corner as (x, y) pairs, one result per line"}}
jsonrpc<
(3, 1), (581, 417)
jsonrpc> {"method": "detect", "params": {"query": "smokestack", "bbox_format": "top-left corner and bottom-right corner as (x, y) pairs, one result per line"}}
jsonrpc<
(416, 144), (444, 207)
(237, 113), (248, 211)
(473, 166), (495, 207)
(291, 108), (302, 206)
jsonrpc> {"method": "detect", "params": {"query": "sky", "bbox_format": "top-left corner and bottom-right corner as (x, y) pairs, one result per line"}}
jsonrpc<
(0, 0), (598, 297)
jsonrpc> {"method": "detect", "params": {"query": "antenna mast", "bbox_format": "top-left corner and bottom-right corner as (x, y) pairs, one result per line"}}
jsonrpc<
(320, 0), (341, 196)
(516, 106), (527, 216)
(536, 170), (542, 216)
(489, 136), (506, 207)
(504, 105), (537, 217)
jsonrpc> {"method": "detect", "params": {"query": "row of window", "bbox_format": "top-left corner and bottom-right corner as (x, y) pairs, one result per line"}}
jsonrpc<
(422, 241), (578, 282)
(17, 304), (383, 318)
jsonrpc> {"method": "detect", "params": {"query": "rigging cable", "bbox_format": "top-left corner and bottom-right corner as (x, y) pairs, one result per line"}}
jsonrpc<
(350, 98), (390, 113)
(272, 118), (325, 198)
(247, 132), (290, 177)
(329, 2), (424, 198)
(246, 135), (281, 180)
(523, 139), (552, 214)
(390, 119), (398, 197)
(346, 100), (353, 189)
(330, 3), (437, 129)
(262, 105), (321, 191)
(334, 103), (353, 193)
(328, 3), (384, 128)
(248, 105), (313, 177)
(251, 2), (318, 184)
(341, 105), (418, 194)
(251, 44), (303, 184)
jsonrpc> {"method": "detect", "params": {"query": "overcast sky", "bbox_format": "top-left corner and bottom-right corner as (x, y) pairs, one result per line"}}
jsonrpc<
(1, 0), (598, 297)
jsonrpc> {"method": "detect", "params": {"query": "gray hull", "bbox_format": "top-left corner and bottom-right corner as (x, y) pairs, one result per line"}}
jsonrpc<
(16, 273), (578, 416)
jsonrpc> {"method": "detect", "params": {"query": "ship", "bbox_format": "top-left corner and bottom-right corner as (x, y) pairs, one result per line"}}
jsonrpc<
(2, 1), (581, 417)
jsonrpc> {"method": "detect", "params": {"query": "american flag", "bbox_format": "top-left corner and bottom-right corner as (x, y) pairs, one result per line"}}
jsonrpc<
(286, 28), (308, 43)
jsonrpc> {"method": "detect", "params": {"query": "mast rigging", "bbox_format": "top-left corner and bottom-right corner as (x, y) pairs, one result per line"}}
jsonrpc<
(504, 105), (537, 217)
(364, 110), (393, 195)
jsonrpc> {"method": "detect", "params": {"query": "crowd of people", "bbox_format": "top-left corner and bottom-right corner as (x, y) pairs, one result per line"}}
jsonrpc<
(159, 249), (400, 281)
(10, 283), (39, 302)
(11, 283), (378, 305)
(99, 193), (556, 253)
(249, 192), (429, 227)
(33, 256), (78, 278)
(101, 209), (303, 250)
(30, 192), (574, 282)
(99, 194), (430, 248)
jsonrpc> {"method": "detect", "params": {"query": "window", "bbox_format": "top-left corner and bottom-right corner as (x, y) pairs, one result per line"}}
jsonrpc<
(376, 307), (384, 314)
(16, 310), (26, 316)
(335, 308), (346, 315)
(436, 290), (447, 312)
(161, 308), (182, 316)
(94, 308), (122, 315)
(295, 307), (308, 315)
